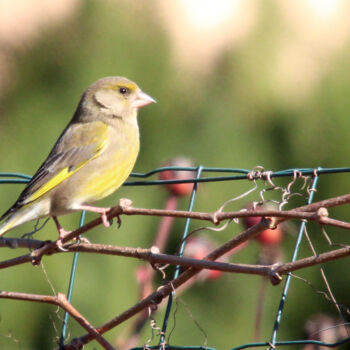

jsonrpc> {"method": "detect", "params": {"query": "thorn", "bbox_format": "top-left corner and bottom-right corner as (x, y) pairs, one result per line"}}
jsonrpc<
(118, 198), (133, 210)
(150, 246), (160, 254)
(314, 207), (329, 220)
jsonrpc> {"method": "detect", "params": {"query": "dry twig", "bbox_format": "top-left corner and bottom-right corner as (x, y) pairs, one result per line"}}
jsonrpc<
(2, 192), (350, 349)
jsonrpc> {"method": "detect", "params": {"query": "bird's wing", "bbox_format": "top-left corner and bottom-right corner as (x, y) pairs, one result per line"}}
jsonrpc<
(16, 120), (109, 207)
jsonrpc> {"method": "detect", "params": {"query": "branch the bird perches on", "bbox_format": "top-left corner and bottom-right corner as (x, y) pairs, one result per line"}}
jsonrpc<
(2, 191), (350, 349)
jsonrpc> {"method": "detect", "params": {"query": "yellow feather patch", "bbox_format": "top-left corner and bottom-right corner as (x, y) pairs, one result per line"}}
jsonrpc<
(75, 140), (140, 204)
(27, 164), (86, 203)
(26, 133), (108, 203)
(108, 82), (137, 93)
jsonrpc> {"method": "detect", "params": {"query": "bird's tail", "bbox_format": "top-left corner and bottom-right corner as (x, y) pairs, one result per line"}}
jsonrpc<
(0, 206), (34, 236)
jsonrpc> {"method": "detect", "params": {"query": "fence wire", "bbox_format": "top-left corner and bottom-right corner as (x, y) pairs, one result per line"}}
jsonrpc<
(1, 166), (350, 350)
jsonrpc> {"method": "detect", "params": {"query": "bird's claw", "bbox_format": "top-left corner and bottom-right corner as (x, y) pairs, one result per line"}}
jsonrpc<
(56, 239), (69, 252)
(56, 227), (72, 251)
(116, 215), (122, 228)
(58, 228), (72, 240)
(76, 236), (91, 244)
(100, 209), (121, 228)
(101, 211), (111, 227)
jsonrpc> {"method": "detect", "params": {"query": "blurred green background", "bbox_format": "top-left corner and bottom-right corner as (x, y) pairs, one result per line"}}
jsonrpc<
(1, 0), (350, 349)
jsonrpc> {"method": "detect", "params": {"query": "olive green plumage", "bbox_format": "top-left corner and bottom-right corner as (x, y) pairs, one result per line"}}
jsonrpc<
(0, 76), (155, 238)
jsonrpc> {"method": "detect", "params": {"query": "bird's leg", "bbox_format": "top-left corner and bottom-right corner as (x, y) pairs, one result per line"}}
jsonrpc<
(53, 216), (71, 239)
(53, 216), (72, 251)
(53, 216), (90, 245)
(75, 205), (112, 227)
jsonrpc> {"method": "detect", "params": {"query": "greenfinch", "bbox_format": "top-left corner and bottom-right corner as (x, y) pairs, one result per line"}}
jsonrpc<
(0, 76), (155, 240)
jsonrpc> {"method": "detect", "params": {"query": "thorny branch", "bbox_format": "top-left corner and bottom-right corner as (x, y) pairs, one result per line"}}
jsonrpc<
(0, 193), (349, 270)
(0, 191), (349, 265)
(2, 192), (350, 349)
(1, 239), (350, 280)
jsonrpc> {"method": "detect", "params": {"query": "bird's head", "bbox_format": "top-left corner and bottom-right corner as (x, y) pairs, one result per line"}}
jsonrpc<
(79, 76), (155, 121)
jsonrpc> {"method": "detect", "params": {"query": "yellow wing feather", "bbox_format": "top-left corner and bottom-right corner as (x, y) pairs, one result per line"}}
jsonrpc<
(24, 121), (109, 204)
(27, 162), (85, 203)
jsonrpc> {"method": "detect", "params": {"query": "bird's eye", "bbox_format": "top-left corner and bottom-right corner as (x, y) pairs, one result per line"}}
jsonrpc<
(119, 87), (128, 95)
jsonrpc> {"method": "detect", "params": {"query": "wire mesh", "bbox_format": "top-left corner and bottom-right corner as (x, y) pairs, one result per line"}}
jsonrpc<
(1, 166), (350, 349)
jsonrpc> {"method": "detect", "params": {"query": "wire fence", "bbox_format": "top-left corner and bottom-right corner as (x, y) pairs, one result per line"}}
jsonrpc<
(1, 165), (350, 350)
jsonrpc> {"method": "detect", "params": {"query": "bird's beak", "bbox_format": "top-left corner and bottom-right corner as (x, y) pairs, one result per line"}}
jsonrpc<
(132, 90), (156, 108)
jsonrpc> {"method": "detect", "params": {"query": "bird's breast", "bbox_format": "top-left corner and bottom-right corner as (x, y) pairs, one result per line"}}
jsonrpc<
(52, 122), (140, 211)
(79, 124), (140, 202)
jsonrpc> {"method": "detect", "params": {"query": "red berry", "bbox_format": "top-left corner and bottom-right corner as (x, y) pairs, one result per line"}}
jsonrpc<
(207, 269), (223, 280)
(158, 157), (196, 196)
(255, 227), (283, 245)
(242, 203), (284, 246)
(242, 215), (261, 229)
(185, 237), (223, 280)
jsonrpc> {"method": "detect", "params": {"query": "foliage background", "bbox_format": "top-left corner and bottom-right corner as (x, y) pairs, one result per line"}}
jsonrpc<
(1, 0), (350, 349)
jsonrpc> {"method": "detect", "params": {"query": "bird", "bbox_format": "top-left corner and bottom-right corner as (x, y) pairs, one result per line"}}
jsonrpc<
(0, 76), (155, 241)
